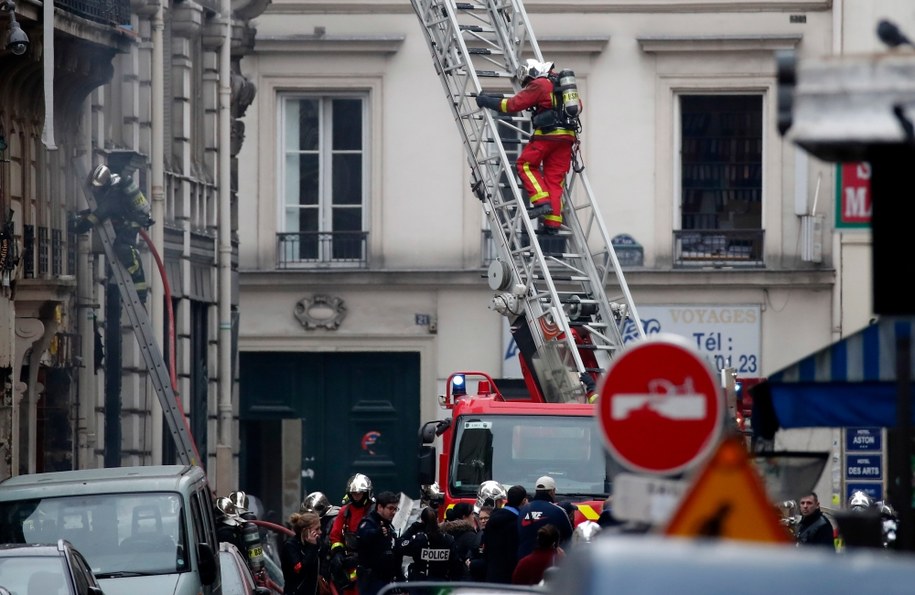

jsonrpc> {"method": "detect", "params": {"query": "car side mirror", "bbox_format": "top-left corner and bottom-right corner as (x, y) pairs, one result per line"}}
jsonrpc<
(196, 542), (218, 585)
(88, 587), (104, 595)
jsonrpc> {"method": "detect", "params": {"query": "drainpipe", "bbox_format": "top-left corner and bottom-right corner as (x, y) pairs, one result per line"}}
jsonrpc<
(150, 4), (166, 465)
(216, 0), (234, 492)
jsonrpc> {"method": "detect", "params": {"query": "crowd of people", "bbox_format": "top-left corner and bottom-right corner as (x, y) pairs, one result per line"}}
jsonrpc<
(278, 473), (619, 595)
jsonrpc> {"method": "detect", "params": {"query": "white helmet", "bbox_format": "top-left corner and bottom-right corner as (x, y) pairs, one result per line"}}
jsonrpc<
(474, 480), (507, 514)
(90, 164), (120, 188)
(301, 491), (331, 516)
(516, 59), (554, 84)
(346, 473), (373, 497)
(848, 490), (873, 512)
(572, 520), (602, 545)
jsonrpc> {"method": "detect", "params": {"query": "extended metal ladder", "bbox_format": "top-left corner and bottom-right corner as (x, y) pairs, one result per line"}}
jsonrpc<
(411, 0), (645, 402)
(75, 158), (201, 467)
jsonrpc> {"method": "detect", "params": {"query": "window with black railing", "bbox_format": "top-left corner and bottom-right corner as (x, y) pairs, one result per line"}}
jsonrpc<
(677, 95), (764, 267)
(278, 94), (367, 268)
(277, 231), (368, 268)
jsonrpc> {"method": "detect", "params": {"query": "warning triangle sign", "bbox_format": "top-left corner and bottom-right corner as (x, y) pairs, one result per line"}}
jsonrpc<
(664, 436), (792, 543)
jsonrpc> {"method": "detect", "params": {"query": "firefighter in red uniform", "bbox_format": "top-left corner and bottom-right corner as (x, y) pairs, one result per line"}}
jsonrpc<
(476, 59), (580, 235)
(329, 473), (374, 593)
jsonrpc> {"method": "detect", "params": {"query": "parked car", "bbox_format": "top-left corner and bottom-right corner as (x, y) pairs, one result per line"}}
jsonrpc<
(0, 465), (221, 595)
(378, 582), (544, 595)
(549, 535), (915, 595)
(218, 542), (273, 595)
(0, 539), (104, 595)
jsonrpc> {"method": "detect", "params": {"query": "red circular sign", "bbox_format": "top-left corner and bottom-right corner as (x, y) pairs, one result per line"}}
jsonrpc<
(597, 334), (723, 475)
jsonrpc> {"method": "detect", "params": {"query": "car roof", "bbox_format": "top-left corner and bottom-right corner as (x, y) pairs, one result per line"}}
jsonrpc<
(551, 535), (915, 595)
(0, 465), (200, 499)
(0, 543), (64, 557)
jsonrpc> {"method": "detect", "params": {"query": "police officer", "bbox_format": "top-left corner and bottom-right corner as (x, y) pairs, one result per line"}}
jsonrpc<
(355, 491), (420, 595)
(72, 164), (154, 302)
(403, 506), (462, 581)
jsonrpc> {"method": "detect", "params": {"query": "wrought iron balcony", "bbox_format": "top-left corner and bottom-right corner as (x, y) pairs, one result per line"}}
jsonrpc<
(674, 229), (765, 268)
(56, 0), (130, 26)
(277, 231), (368, 269)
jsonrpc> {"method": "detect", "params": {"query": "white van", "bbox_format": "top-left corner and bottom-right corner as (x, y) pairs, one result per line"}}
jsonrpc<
(0, 465), (222, 595)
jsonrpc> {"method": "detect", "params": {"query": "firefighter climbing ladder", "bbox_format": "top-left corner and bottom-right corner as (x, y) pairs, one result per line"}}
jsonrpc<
(74, 157), (201, 467)
(410, 0), (645, 401)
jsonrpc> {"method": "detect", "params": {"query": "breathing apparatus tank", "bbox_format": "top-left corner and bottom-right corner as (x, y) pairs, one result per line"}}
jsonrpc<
(558, 69), (580, 118)
(240, 516), (265, 574)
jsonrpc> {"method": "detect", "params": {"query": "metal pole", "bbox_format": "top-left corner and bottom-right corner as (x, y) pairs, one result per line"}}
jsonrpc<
(894, 324), (913, 551)
(104, 276), (121, 468)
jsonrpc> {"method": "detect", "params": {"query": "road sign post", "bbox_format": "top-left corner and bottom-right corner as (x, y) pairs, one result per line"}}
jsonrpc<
(597, 333), (724, 475)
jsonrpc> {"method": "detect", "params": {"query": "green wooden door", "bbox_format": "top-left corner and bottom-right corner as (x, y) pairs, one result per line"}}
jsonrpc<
(239, 351), (421, 502)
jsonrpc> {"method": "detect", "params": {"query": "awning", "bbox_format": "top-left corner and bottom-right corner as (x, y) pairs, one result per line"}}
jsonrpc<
(751, 318), (915, 438)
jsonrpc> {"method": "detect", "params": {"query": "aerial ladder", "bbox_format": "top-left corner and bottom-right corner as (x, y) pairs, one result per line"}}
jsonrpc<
(74, 157), (202, 467)
(410, 0), (645, 402)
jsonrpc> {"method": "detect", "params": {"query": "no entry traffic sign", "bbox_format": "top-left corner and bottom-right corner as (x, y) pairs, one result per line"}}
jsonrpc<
(597, 334), (723, 475)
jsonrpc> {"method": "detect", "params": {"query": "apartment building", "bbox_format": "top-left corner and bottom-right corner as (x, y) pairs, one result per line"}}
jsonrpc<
(0, 0), (266, 492)
(234, 0), (910, 517)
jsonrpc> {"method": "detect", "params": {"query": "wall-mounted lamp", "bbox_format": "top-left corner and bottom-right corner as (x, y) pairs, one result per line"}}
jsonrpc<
(0, 0), (28, 56)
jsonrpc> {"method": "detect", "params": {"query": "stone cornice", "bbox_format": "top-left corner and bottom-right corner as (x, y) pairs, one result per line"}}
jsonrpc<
(263, 0), (829, 15)
(254, 32), (404, 54)
(638, 34), (803, 53)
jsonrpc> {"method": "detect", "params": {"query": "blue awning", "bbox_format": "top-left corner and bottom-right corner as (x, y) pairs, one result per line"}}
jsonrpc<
(751, 318), (915, 436)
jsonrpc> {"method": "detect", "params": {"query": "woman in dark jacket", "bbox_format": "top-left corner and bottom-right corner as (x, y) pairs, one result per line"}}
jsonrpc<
(281, 511), (323, 595)
(440, 502), (479, 580)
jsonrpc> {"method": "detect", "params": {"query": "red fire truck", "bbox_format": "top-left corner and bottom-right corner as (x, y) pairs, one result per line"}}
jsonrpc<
(418, 371), (624, 526)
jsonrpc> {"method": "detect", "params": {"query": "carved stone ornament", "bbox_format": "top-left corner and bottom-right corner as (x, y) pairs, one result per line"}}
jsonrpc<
(294, 295), (347, 330)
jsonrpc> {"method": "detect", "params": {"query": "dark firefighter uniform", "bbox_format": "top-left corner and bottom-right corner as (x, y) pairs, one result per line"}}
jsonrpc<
(73, 165), (153, 302)
(476, 62), (577, 234)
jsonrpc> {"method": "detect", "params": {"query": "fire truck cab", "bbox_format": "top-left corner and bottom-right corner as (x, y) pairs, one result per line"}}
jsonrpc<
(418, 372), (623, 526)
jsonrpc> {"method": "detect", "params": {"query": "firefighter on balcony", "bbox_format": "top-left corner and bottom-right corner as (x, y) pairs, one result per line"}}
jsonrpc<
(71, 164), (154, 303)
(329, 473), (374, 593)
(475, 59), (581, 235)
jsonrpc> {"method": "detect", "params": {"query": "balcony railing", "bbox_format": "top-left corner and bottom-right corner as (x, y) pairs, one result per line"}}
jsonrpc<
(674, 229), (764, 268)
(277, 231), (368, 269)
(56, 0), (131, 26)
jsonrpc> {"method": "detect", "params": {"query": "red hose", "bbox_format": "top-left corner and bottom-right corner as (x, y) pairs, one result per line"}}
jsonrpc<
(139, 228), (177, 388)
(138, 228), (203, 468)
(250, 519), (295, 537)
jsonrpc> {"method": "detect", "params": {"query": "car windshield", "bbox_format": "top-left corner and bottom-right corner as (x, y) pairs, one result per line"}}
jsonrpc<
(448, 414), (622, 498)
(0, 492), (188, 577)
(0, 555), (69, 594)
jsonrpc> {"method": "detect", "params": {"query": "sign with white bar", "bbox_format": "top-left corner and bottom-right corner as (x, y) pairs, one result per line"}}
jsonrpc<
(612, 473), (688, 524)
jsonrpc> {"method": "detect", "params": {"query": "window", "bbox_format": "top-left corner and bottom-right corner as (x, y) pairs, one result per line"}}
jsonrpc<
(678, 95), (764, 266)
(279, 95), (368, 267)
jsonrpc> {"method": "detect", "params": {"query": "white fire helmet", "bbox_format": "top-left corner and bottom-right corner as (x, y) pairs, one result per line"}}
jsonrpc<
(572, 520), (602, 545)
(474, 480), (507, 514)
(346, 473), (373, 497)
(848, 490), (874, 512)
(301, 491), (331, 516)
(90, 164), (120, 188)
(516, 59), (554, 85)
